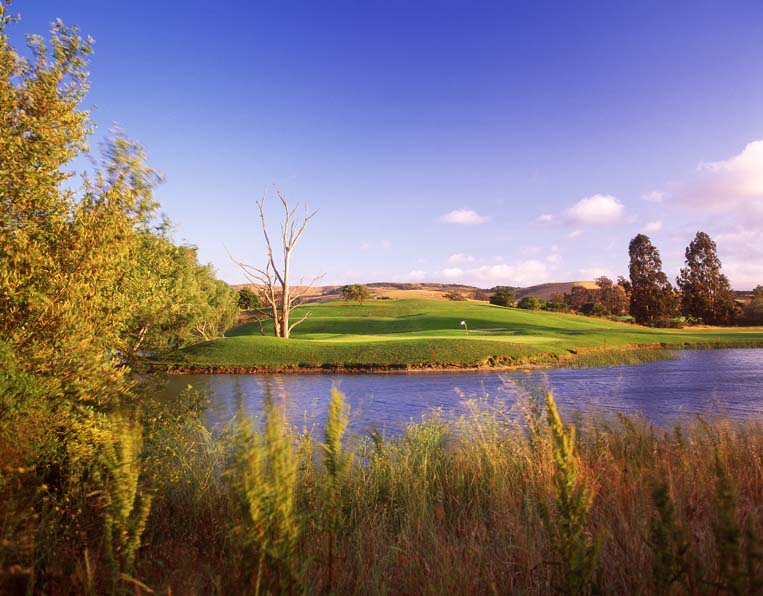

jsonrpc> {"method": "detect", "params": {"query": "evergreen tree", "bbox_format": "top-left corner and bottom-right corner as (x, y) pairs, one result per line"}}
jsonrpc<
(676, 232), (736, 324)
(628, 234), (678, 325)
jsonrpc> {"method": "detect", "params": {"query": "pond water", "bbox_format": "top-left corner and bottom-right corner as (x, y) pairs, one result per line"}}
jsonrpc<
(160, 349), (763, 434)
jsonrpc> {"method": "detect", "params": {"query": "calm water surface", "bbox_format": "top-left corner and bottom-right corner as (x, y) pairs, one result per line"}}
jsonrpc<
(161, 349), (763, 433)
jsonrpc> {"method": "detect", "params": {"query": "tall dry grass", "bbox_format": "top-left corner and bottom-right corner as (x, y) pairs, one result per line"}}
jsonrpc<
(4, 384), (763, 594)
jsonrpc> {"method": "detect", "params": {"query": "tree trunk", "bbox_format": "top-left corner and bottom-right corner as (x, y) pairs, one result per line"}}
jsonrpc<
(281, 272), (290, 338)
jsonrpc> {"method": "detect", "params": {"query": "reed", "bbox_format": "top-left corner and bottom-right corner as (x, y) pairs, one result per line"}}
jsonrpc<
(5, 387), (763, 594)
(544, 392), (599, 594)
(100, 412), (153, 594)
(237, 395), (301, 595)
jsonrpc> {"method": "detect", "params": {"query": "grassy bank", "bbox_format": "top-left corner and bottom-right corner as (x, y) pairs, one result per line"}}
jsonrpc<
(5, 388), (763, 594)
(160, 298), (763, 371)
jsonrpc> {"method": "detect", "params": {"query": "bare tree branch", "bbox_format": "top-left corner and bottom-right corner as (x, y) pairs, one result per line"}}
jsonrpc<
(228, 188), (321, 338)
(288, 311), (312, 334)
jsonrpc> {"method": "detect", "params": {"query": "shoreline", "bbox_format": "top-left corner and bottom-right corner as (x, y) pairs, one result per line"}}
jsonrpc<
(155, 341), (763, 376)
(157, 343), (681, 375)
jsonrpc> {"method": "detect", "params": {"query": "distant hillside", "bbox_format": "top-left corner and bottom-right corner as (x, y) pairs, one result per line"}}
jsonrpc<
(515, 281), (598, 301)
(232, 280), (598, 303)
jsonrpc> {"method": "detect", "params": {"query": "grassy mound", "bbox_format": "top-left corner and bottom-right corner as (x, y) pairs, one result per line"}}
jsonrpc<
(162, 299), (763, 371)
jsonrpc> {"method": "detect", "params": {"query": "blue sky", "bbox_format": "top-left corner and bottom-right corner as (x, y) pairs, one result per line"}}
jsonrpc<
(10, 0), (763, 288)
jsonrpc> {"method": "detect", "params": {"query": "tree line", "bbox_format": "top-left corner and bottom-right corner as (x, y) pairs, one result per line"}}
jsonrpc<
(499, 232), (761, 326)
(620, 231), (735, 326)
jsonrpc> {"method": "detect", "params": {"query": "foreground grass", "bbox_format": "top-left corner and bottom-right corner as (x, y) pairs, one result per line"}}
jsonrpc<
(5, 386), (763, 594)
(161, 299), (763, 371)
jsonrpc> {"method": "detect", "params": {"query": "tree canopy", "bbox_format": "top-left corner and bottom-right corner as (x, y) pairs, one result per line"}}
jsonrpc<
(743, 285), (763, 325)
(490, 286), (515, 307)
(517, 295), (544, 310)
(676, 231), (735, 324)
(0, 8), (237, 430)
(628, 234), (678, 325)
(342, 284), (371, 305)
(239, 287), (262, 310)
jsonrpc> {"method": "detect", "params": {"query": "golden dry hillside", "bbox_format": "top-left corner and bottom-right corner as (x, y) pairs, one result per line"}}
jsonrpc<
(232, 281), (599, 303)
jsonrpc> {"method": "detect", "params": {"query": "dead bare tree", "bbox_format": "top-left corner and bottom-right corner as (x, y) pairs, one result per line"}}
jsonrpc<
(231, 189), (322, 339)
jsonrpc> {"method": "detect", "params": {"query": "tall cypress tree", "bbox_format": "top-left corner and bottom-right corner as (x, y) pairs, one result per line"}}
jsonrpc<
(628, 234), (677, 325)
(676, 232), (735, 324)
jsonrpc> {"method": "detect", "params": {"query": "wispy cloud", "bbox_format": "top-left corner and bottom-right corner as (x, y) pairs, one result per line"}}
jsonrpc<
(360, 239), (392, 251)
(673, 139), (763, 215)
(666, 139), (763, 288)
(438, 260), (550, 286)
(447, 253), (476, 265)
(568, 229), (584, 239)
(713, 227), (763, 288)
(438, 209), (491, 225)
(641, 220), (663, 233)
(641, 190), (665, 202)
(407, 269), (427, 280)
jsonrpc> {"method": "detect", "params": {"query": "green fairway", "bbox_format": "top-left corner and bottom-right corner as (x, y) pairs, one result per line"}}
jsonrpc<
(163, 299), (763, 371)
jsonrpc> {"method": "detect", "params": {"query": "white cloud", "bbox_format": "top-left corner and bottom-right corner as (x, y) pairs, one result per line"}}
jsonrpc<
(713, 228), (763, 288)
(665, 139), (763, 288)
(674, 139), (763, 213)
(447, 253), (476, 265)
(568, 229), (584, 239)
(407, 269), (427, 280)
(546, 253), (562, 265)
(566, 194), (625, 225)
(642, 190), (665, 202)
(441, 267), (464, 279)
(438, 209), (491, 225)
(722, 261), (763, 290)
(642, 220), (663, 233)
(436, 260), (550, 287)
(536, 213), (554, 223)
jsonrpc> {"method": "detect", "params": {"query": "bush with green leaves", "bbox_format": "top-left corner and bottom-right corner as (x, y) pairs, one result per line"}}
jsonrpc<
(341, 284), (371, 305)
(489, 286), (515, 307)
(443, 290), (467, 301)
(518, 295), (545, 310)
(238, 287), (261, 310)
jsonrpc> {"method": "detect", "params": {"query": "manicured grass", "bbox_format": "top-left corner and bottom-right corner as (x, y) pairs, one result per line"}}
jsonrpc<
(162, 298), (763, 370)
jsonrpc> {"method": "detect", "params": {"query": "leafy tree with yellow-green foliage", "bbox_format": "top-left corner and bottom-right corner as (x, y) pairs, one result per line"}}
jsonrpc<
(0, 5), (237, 591)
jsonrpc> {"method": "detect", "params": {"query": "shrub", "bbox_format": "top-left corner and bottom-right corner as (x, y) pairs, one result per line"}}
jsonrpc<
(544, 300), (570, 312)
(544, 392), (600, 594)
(443, 291), (467, 301)
(238, 287), (261, 310)
(490, 286), (515, 307)
(518, 296), (544, 310)
(342, 284), (371, 305)
(580, 302), (607, 317)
